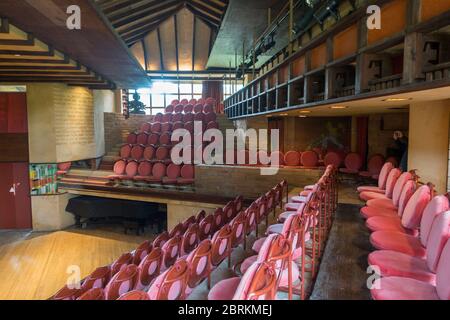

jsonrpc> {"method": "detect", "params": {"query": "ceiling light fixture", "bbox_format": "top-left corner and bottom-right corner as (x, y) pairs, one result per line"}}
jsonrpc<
(299, 115), (308, 118)
(330, 105), (348, 109)
(300, 110), (311, 113)
(383, 98), (412, 102)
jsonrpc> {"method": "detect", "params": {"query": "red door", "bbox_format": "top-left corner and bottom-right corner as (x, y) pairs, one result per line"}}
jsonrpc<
(0, 163), (32, 229)
(0, 93), (32, 229)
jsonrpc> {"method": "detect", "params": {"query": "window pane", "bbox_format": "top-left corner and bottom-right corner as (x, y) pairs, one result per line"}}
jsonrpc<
(166, 94), (179, 105)
(151, 81), (178, 94)
(180, 95), (192, 102)
(152, 94), (165, 108)
(193, 83), (203, 94)
(179, 83), (192, 94)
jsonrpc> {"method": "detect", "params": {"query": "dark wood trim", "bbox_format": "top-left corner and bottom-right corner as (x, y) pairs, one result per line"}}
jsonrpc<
(174, 14), (180, 72)
(156, 27), (165, 70)
(141, 39), (149, 71)
(113, 0), (182, 28)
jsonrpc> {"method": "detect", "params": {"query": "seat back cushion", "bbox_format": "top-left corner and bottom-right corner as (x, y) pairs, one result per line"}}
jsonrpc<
(397, 180), (416, 217)
(436, 237), (450, 300)
(426, 211), (450, 272)
(401, 185), (432, 230)
(420, 196), (450, 247)
(385, 168), (402, 198)
(391, 172), (413, 207)
(378, 162), (394, 189)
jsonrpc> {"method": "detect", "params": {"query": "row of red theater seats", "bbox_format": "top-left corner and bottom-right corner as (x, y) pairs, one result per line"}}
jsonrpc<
(51, 180), (286, 300)
(208, 166), (340, 300)
(109, 159), (195, 185)
(137, 112), (218, 132)
(356, 162), (450, 300)
(126, 121), (219, 146)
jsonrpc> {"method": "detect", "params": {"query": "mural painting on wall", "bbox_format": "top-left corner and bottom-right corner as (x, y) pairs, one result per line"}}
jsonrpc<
(298, 117), (351, 157)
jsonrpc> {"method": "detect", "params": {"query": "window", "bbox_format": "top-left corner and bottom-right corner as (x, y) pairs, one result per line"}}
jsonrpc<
(129, 80), (204, 115)
(224, 82), (244, 101)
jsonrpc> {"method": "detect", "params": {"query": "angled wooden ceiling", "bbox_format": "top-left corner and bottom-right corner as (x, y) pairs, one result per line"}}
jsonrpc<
(95, 0), (230, 46)
(0, 18), (113, 89)
(129, 7), (216, 72)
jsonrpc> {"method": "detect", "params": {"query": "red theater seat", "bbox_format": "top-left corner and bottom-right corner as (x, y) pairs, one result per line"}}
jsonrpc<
(301, 150), (319, 167)
(131, 145), (144, 160)
(136, 133), (148, 145)
(284, 151), (301, 167)
(339, 152), (362, 174)
(360, 168), (401, 202)
(357, 162), (394, 193)
(77, 288), (105, 300)
(147, 260), (189, 300)
(359, 154), (385, 178)
(104, 264), (138, 300)
(127, 133), (137, 145)
(118, 290), (150, 300)
(324, 152), (342, 168)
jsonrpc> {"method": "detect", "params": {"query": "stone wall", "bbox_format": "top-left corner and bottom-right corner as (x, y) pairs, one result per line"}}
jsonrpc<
(104, 113), (154, 152)
(195, 165), (323, 199)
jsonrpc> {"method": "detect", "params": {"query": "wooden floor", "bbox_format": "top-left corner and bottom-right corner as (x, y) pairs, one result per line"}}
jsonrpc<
(310, 183), (372, 300)
(0, 227), (153, 300)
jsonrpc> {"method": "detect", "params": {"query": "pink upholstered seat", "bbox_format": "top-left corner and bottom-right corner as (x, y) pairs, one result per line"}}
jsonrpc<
(360, 180), (416, 220)
(369, 251), (435, 284)
(366, 216), (418, 236)
(368, 211), (450, 284)
(371, 277), (440, 300)
(370, 231), (426, 258)
(419, 196), (450, 246)
(367, 172), (413, 210)
(357, 162), (393, 193)
(371, 239), (450, 300)
(360, 206), (398, 219)
(207, 277), (241, 300)
(360, 168), (401, 201)
(359, 154), (385, 178)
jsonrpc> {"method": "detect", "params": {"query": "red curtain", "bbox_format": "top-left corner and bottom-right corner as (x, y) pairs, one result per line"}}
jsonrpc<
(202, 81), (223, 112)
(356, 116), (369, 169)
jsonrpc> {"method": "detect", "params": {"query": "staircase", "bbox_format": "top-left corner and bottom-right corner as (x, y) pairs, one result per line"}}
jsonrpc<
(98, 143), (122, 171)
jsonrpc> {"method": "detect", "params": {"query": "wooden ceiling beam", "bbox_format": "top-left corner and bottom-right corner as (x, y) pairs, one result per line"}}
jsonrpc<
(113, 0), (183, 29)
(0, 65), (81, 71)
(190, 0), (224, 14)
(187, 1), (223, 21)
(119, 4), (184, 40)
(186, 4), (219, 29)
(108, 0), (161, 22)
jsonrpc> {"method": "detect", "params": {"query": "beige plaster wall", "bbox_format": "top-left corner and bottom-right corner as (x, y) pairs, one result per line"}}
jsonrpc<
(409, 100), (450, 193)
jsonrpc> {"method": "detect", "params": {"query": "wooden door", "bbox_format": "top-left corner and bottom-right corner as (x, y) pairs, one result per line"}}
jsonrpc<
(0, 93), (32, 229)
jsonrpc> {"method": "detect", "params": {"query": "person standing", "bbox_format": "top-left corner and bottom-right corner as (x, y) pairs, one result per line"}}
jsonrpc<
(393, 131), (408, 172)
